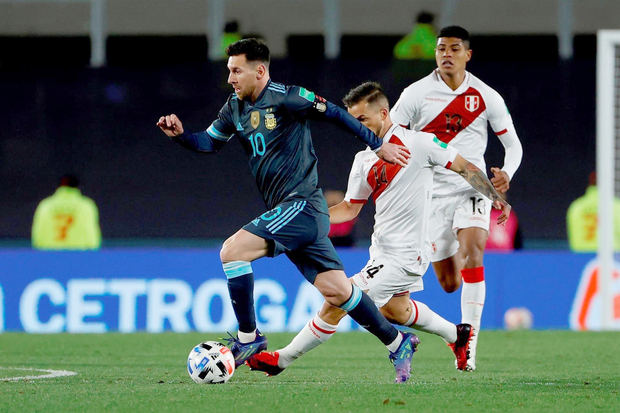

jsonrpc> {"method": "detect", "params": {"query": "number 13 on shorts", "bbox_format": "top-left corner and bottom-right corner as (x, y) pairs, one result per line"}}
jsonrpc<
(469, 196), (486, 215)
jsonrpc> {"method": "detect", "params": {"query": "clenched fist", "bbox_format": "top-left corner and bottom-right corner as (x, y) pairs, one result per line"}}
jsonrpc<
(157, 114), (184, 137)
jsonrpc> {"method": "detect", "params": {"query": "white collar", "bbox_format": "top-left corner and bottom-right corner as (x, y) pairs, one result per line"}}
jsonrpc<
(433, 68), (470, 93)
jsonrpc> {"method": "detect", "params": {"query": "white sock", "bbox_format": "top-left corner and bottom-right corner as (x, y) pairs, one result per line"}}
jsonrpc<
(237, 329), (256, 343)
(386, 332), (404, 353)
(277, 314), (337, 368)
(407, 299), (457, 343)
(461, 281), (485, 332)
(461, 267), (486, 363)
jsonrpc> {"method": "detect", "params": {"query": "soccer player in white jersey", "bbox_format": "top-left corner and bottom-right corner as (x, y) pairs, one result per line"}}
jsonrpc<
(390, 26), (523, 371)
(247, 82), (511, 377)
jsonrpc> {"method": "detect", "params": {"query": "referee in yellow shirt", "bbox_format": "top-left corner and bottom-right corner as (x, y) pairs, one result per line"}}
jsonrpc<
(31, 175), (101, 250)
(567, 172), (620, 252)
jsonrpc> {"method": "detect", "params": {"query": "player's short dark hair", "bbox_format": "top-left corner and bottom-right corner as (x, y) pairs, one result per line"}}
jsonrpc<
(226, 38), (270, 64)
(342, 81), (389, 109)
(59, 174), (79, 188)
(438, 25), (471, 47)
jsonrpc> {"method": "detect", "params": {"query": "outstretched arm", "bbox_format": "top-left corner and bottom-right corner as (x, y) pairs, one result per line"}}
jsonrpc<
(450, 154), (511, 224)
(156, 114), (226, 153)
(283, 86), (409, 165)
(322, 101), (410, 166)
(329, 200), (364, 224)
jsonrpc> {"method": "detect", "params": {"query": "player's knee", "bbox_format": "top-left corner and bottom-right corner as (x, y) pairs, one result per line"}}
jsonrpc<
(219, 237), (239, 263)
(464, 245), (485, 267)
(314, 281), (347, 306)
(314, 271), (352, 306)
(438, 275), (461, 293)
(322, 289), (348, 307)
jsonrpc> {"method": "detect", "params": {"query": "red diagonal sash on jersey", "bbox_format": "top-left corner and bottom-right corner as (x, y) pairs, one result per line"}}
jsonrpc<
(367, 136), (404, 202)
(421, 87), (486, 143)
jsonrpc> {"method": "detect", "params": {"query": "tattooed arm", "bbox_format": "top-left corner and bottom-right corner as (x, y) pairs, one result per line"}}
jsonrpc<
(449, 154), (512, 225)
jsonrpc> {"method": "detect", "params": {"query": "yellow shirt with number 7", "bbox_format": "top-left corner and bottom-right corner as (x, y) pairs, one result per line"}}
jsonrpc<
(567, 185), (620, 252)
(31, 186), (101, 250)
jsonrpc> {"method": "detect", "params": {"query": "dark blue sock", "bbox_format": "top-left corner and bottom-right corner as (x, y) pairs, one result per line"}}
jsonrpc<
(340, 285), (399, 346)
(223, 261), (256, 333)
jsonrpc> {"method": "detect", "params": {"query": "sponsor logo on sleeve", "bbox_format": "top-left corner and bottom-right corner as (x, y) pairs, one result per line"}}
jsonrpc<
(298, 87), (316, 102)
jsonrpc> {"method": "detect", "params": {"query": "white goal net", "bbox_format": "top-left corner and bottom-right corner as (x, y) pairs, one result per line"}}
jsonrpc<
(596, 30), (620, 330)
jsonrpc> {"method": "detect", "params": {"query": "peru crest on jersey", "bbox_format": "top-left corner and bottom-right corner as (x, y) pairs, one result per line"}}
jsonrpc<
(465, 95), (479, 112)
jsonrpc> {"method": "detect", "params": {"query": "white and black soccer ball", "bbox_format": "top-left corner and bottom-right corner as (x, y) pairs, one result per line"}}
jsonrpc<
(187, 341), (235, 384)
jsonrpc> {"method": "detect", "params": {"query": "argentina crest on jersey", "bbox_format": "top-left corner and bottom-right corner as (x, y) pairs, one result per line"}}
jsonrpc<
(265, 113), (277, 130)
(464, 95), (479, 112)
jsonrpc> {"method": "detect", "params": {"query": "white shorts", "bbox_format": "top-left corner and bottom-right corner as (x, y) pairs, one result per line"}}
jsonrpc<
(351, 255), (424, 307)
(429, 189), (491, 262)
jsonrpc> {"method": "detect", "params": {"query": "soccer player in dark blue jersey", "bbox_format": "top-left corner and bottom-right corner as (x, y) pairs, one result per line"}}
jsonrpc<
(157, 38), (417, 382)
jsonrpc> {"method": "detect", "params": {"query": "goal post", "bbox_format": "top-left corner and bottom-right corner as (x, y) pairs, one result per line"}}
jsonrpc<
(596, 30), (620, 331)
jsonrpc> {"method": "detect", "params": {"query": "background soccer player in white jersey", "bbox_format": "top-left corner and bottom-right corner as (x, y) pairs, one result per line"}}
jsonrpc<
(247, 82), (511, 376)
(390, 26), (523, 371)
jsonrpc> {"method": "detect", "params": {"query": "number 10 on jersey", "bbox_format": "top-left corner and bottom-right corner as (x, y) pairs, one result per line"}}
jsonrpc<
(248, 133), (266, 157)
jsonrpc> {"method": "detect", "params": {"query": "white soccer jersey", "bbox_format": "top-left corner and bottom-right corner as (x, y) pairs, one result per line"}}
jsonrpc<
(390, 69), (517, 197)
(344, 124), (457, 271)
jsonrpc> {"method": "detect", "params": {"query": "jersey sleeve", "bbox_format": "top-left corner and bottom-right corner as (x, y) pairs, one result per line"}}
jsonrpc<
(282, 85), (325, 114)
(485, 89), (514, 135)
(418, 132), (458, 169)
(283, 85), (383, 150)
(173, 99), (236, 153)
(485, 89), (523, 179)
(390, 86), (419, 128)
(344, 154), (372, 204)
(207, 99), (237, 142)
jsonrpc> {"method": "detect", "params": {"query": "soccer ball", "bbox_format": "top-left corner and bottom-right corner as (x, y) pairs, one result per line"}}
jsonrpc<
(187, 341), (235, 384)
(504, 307), (533, 330)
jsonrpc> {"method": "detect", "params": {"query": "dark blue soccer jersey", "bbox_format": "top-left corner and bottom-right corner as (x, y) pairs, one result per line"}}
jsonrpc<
(174, 80), (383, 210)
(210, 81), (324, 208)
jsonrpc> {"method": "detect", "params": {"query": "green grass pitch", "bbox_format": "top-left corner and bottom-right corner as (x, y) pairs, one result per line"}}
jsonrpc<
(1, 331), (618, 412)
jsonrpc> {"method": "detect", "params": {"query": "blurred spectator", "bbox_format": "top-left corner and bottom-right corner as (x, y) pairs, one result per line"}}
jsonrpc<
(325, 189), (356, 247)
(566, 172), (620, 252)
(220, 20), (242, 58)
(393, 11), (437, 60)
(32, 174), (101, 250)
(487, 208), (522, 251)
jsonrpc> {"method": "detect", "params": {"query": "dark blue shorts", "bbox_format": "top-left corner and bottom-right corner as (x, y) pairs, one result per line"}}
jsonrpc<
(242, 198), (344, 283)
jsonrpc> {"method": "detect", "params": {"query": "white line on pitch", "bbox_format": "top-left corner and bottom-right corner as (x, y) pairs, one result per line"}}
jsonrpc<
(0, 367), (78, 382)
